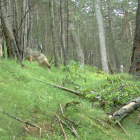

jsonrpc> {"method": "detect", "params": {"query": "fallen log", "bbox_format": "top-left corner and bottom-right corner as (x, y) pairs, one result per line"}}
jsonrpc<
(108, 97), (140, 122)
(51, 83), (83, 96)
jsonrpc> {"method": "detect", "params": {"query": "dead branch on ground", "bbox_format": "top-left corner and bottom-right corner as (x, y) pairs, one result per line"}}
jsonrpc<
(59, 103), (80, 127)
(117, 121), (127, 134)
(28, 75), (83, 96)
(0, 109), (41, 136)
(53, 111), (81, 140)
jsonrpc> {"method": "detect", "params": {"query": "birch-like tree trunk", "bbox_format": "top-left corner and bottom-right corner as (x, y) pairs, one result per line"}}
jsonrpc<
(49, 0), (59, 67)
(95, 0), (109, 74)
(60, 0), (68, 66)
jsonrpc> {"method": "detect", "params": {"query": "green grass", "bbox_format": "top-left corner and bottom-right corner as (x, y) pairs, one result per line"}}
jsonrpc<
(0, 59), (140, 140)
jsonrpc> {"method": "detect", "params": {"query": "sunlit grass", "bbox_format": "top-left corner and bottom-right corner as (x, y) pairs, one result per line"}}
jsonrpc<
(0, 59), (140, 140)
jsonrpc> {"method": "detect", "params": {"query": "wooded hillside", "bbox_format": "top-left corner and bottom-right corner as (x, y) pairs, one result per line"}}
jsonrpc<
(0, 0), (138, 73)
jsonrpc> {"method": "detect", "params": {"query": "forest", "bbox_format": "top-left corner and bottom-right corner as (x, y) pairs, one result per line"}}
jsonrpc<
(0, 0), (140, 140)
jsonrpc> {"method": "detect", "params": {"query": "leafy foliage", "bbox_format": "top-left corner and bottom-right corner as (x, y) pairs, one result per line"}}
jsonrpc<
(86, 75), (139, 111)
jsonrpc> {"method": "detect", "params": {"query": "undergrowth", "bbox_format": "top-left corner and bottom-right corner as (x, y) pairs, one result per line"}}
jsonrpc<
(0, 59), (140, 140)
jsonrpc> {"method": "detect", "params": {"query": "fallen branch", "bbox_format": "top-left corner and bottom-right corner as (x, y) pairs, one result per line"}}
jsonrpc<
(28, 75), (83, 96)
(0, 109), (40, 129)
(59, 104), (81, 139)
(59, 103), (79, 127)
(136, 112), (140, 124)
(53, 112), (81, 140)
(60, 121), (67, 140)
(54, 108), (67, 140)
(51, 83), (83, 96)
(0, 109), (41, 136)
(117, 121), (127, 134)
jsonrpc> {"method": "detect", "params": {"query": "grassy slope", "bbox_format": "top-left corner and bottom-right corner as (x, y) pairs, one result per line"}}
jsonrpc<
(0, 59), (140, 140)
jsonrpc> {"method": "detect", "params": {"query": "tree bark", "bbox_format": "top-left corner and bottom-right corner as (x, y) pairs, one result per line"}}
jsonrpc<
(67, 0), (84, 65)
(49, 0), (59, 67)
(1, 1), (21, 62)
(60, 0), (68, 66)
(20, 0), (32, 56)
(107, 1), (120, 73)
(109, 97), (140, 122)
(69, 23), (84, 65)
(13, 0), (19, 53)
(66, 0), (70, 62)
(0, 13), (3, 58)
(95, 0), (109, 74)
(129, 1), (140, 75)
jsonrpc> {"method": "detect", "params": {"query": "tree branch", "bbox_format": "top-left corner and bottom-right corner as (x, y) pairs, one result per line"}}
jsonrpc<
(0, 109), (40, 129)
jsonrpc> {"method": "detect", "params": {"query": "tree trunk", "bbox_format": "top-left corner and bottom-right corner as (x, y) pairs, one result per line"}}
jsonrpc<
(13, 0), (19, 52)
(70, 23), (84, 65)
(60, 0), (68, 66)
(19, 0), (32, 57)
(122, 5), (129, 47)
(49, 0), (59, 67)
(109, 97), (140, 122)
(129, 1), (140, 75)
(7, 0), (12, 28)
(1, 1), (21, 63)
(0, 7), (3, 58)
(107, 1), (120, 73)
(66, 0), (84, 65)
(66, 0), (70, 62)
(95, 0), (109, 74)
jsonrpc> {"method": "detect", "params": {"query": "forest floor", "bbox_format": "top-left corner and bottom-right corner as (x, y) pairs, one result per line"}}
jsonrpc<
(0, 59), (140, 140)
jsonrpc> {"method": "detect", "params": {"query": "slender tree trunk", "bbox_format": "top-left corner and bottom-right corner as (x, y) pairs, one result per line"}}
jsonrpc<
(69, 1), (84, 65)
(122, 5), (132, 73)
(19, 0), (32, 58)
(60, 0), (68, 66)
(7, 0), (12, 28)
(49, 0), (59, 67)
(95, 0), (109, 74)
(35, 3), (40, 49)
(13, 0), (19, 52)
(20, 0), (28, 53)
(70, 23), (84, 65)
(66, 0), (70, 60)
(27, 0), (32, 49)
(107, 1), (120, 73)
(122, 6), (129, 47)
(0, 5), (3, 58)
